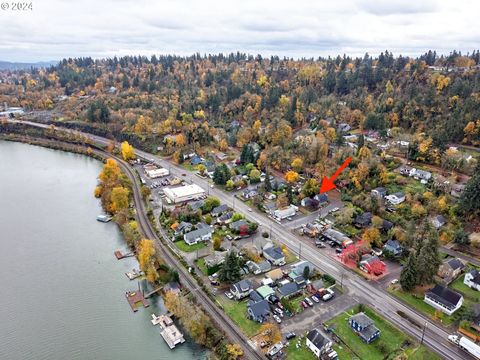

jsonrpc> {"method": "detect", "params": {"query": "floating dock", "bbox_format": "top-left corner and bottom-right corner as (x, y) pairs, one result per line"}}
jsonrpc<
(151, 313), (185, 349)
(115, 250), (135, 260)
(125, 290), (149, 312)
(96, 214), (112, 222)
(125, 269), (144, 280)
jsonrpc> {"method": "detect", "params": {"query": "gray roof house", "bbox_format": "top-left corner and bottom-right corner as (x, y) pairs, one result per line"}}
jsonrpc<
(188, 200), (205, 212)
(355, 212), (372, 228)
(431, 215), (447, 229)
(371, 187), (387, 198)
(314, 193), (328, 204)
(263, 246), (286, 266)
(277, 282), (300, 298)
(383, 239), (402, 256)
(349, 312), (380, 344)
(424, 284), (463, 316)
(230, 219), (249, 232)
(230, 279), (253, 300)
(247, 299), (271, 323)
(291, 261), (314, 276)
(183, 227), (213, 245)
(174, 221), (193, 236)
(211, 204), (230, 216)
(217, 211), (234, 224)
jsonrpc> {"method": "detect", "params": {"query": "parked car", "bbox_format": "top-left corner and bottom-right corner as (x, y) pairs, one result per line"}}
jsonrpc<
(300, 301), (308, 309)
(285, 332), (296, 340)
(335, 248), (343, 254)
(316, 242), (326, 248)
(304, 297), (314, 307)
(273, 315), (282, 324)
(274, 308), (284, 317)
(225, 291), (234, 300)
(391, 279), (399, 285)
(225, 234), (233, 241)
(311, 295), (320, 303)
(330, 207), (340, 213)
(277, 302), (284, 310)
(322, 292), (334, 302)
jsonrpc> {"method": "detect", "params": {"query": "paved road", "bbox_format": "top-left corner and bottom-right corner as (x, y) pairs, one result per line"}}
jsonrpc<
(8, 119), (475, 360)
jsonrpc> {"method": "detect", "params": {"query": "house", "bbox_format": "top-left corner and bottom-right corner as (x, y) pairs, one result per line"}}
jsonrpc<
(247, 299), (270, 323)
(273, 205), (298, 220)
(349, 312), (381, 344)
(308, 279), (325, 294)
(264, 192), (276, 200)
(211, 204), (229, 217)
(451, 184), (466, 198)
(288, 273), (306, 287)
(355, 212), (372, 228)
(183, 227), (213, 245)
(263, 246), (286, 266)
(383, 239), (402, 256)
(246, 260), (271, 275)
(164, 281), (181, 295)
(204, 251), (227, 268)
(464, 269), (480, 291)
(424, 284), (464, 315)
(290, 261), (314, 276)
(381, 220), (394, 232)
(216, 152), (228, 161)
(217, 211), (233, 225)
(438, 258), (465, 282)
(277, 282), (301, 298)
(410, 168), (432, 182)
(371, 187), (387, 198)
(230, 219), (249, 233)
(190, 155), (203, 166)
(313, 193), (328, 205)
(249, 290), (263, 303)
(322, 228), (353, 248)
(243, 188), (258, 199)
(230, 279), (253, 300)
(431, 215), (447, 229)
(337, 123), (351, 133)
(385, 192), (405, 205)
(306, 329), (332, 358)
(256, 285), (275, 300)
(271, 178), (287, 191)
(188, 200), (205, 212)
(266, 268), (284, 282)
(173, 221), (193, 236)
(359, 254), (386, 275)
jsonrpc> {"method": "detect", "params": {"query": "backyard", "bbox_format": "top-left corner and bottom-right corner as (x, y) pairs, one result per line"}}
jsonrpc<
(217, 297), (261, 337)
(325, 305), (441, 360)
(174, 240), (207, 253)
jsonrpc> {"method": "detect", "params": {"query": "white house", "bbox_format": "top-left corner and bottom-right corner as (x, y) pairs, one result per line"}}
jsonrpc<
(464, 269), (480, 291)
(273, 205), (298, 220)
(385, 192), (405, 205)
(424, 284), (463, 316)
(306, 329), (332, 358)
(183, 227), (213, 245)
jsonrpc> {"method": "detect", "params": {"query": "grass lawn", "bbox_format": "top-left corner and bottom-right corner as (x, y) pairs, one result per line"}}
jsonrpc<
(333, 343), (359, 360)
(173, 240), (207, 253)
(285, 251), (299, 264)
(388, 287), (456, 326)
(325, 305), (440, 360)
(195, 258), (208, 275)
(289, 293), (306, 314)
(286, 337), (316, 360)
(218, 297), (261, 337)
(451, 275), (480, 302)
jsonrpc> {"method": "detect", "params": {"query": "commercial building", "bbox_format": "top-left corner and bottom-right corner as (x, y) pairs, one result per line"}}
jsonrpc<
(164, 184), (205, 203)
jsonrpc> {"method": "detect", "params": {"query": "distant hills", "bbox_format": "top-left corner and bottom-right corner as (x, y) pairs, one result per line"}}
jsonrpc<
(0, 60), (58, 70)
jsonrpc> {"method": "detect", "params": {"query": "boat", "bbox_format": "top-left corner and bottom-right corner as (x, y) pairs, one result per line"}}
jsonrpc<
(125, 269), (144, 280)
(96, 214), (112, 223)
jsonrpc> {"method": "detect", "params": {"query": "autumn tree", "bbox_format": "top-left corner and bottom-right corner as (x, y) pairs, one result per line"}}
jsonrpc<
(138, 239), (159, 283)
(109, 186), (129, 213)
(259, 323), (281, 345)
(285, 170), (299, 184)
(121, 141), (135, 161)
(363, 227), (381, 247)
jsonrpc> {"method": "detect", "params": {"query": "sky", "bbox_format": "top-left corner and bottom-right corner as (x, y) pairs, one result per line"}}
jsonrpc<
(0, 0), (479, 62)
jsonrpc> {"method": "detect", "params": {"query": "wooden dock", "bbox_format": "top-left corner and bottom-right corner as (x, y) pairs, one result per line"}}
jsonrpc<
(144, 286), (163, 298)
(125, 290), (149, 312)
(151, 313), (185, 349)
(115, 250), (135, 260)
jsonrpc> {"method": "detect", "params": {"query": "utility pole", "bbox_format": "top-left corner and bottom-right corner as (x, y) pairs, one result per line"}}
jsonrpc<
(299, 242), (302, 258)
(420, 322), (427, 345)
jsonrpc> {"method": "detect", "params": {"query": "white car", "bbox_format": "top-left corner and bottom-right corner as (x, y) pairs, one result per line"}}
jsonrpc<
(391, 279), (399, 285)
(330, 207), (340, 213)
(273, 314), (282, 324)
(225, 291), (234, 300)
(247, 208), (252, 212)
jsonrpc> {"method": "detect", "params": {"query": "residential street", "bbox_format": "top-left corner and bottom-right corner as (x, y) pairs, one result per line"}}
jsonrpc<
(10, 119), (475, 360)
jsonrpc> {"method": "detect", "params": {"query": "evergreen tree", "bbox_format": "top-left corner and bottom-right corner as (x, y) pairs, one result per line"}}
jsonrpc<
(453, 228), (470, 245)
(286, 184), (293, 204)
(459, 163), (480, 215)
(264, 169), (272, 192)
(400, 252), (417, 291)
(417, 232), (441, 285)
(218, 251), (241, 283)
(357, 135), (365, 155)
(213, 165), (226, 185)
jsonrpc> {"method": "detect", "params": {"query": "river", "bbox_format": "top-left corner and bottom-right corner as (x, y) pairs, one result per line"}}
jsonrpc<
(0, 140), (206, 360)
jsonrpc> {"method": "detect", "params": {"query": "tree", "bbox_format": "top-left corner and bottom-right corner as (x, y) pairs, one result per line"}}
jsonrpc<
(363, 227), (381, 247)
(138, 239), (159, 282)
(336, 207), (355, 226)
(141, 185), (151, 200)
(416, 233), (441, 285)
(249, 168), (261, 183)
(285, 170), (299, 183)
(202, 196), (220, 213)
(121, 141), (135, 161)
(302, 179), (319, 198)
(213, 164), (230, 185)
(110, 186), (129, 213)
(197, 164), (207, 176)
(218, 251), (242, 283)
(459, 163), (480, 215)
(226, 344), (243, 360)
(291, 158), (303, 172)
(264, 170), (272, 191)
(453, 228), (470, 245)
(400, 252), (417, 291)
(213, 235), (222, 251)
(303, 265), (311, 279)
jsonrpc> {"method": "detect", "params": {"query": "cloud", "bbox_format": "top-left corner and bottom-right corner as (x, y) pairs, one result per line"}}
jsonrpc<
(0, 0), (478, 62)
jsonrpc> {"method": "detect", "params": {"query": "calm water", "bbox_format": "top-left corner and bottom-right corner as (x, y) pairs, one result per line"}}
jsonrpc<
(0, 141), (205, 360)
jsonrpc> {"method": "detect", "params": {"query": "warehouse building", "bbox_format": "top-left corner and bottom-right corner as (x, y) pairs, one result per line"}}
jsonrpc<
(164, 184), (205, 203)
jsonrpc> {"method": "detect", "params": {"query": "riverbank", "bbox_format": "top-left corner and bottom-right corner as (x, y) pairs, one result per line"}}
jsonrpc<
(0, 140), (206, 360)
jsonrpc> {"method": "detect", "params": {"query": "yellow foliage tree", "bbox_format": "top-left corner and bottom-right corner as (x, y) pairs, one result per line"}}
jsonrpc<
(358, 146), (372, 160)
(121, 141), (135, 161)
(175, 134), (186, 147)
(109, 186), (130, 213)
(363, 227), (381, 246)
(285, 170), (299, 183)
(291, 158), (303, 172)
(138, 239), (158, 283)
(226, 344), (244, 359)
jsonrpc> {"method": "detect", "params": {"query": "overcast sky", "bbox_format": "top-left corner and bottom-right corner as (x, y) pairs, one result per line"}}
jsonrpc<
(0, 0), (478, 62)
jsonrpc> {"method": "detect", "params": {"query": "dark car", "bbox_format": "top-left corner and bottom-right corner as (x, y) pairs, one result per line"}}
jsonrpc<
(285, 332), (296, 340)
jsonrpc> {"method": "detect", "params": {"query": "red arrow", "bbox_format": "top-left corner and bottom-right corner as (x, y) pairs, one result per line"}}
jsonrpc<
(319, 157), (352, 193)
